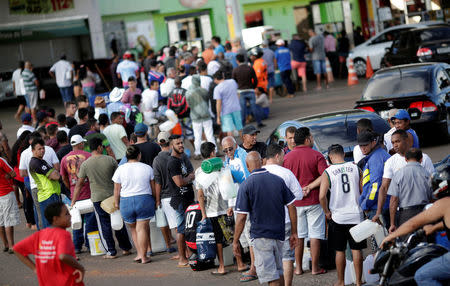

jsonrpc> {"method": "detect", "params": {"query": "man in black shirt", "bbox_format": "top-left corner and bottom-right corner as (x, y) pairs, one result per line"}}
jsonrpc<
(240, 125), (267, 159)
(166, 134), (195, 266)
(68, 108), (89, 140)
(133, 123), (161, 166)
(56, 131), (72, 162)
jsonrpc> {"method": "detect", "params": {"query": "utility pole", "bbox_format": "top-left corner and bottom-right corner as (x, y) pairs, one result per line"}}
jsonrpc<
(225, 0), (243, 40)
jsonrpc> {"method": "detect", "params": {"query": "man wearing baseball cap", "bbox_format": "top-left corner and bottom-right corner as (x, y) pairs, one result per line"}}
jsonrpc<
(152, 131), (186, 254)
(240, 125), (267, 159)
(275, 39), (295, 97)
(390, 109), (419, 149)
(116, 51), (139, 89)
(132, 123), (161, 167)
(17, 113), (35, 139)
(60, 134), (97, 253)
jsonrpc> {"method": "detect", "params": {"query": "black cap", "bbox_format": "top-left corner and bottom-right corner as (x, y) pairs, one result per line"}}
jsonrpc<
(357, 131), (376, 145)
(242, 125), (260, 135)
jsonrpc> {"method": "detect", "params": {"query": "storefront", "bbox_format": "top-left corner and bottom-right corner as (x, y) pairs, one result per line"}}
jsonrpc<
(0, 0), (106, 72)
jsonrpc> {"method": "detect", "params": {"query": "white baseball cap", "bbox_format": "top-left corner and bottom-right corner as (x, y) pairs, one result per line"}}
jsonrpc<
(275, 39), (285, 46)
(70, 134), (87, 146)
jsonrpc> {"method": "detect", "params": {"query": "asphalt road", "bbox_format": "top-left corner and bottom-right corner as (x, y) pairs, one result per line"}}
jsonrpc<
(0, 79), (448, 286)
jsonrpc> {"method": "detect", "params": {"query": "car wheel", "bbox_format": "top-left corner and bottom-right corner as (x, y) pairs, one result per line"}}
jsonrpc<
(354, 59), (366, 77)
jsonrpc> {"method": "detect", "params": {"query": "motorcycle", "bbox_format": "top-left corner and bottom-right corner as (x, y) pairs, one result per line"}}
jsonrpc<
(368, 229), (448, 286)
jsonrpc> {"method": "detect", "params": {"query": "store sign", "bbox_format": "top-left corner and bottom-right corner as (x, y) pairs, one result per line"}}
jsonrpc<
(179, 0), (208, 9)
(9, 0), (74, 14)
(378, 7), (392, 22)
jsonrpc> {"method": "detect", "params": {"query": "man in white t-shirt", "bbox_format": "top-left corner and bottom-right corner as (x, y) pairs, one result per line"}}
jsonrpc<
(12, 61), (28, 121)
(17, 113), (35, 139)
(372, 129), (434, 224)
(264, 144), (302, 286)
(141, 81), (159, 125)
(19, 132), (59, 230)
(319, 144), (365, 286)
(159, 67), (176, 98)
(49, 55), (73, 103)
(103, 112), (129, 161)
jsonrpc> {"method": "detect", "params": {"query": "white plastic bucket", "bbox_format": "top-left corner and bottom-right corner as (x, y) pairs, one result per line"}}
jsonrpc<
(74, 199), (94, 214)
(110, 210), (123, 230)
(70, 207), (82, 230)
(87, 231), (106, 256)
(159, 120), (176, 132)
(214, 245), (234, 266)
(149, 220), (166, 253)
(165, 109), (178, 123)
(350, 220), (379, 242)
(195, 171), (219, 190)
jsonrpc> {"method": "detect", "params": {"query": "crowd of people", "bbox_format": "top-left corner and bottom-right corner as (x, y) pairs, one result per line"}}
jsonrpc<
(0, 31), (447, 286)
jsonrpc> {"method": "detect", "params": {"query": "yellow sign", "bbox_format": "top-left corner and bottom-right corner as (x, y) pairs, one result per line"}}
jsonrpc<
(9, 0), (74, 14)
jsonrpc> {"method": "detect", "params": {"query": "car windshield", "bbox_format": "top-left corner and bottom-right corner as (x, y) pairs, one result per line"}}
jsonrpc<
(419, 27), (450, 42)
(362, 70), (429, 100)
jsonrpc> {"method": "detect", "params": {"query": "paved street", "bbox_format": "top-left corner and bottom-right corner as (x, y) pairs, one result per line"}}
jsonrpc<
(0, 79), (448, 286)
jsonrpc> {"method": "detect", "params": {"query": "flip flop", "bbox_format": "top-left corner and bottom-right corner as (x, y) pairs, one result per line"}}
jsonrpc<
(166, 247), (177, 253)
(177, 263), (190, 268)
(3, 247), (8, 252)
(103, 255), (117, 259)
(294, 270), (304, 275)
(312, 269), (327, 275)
(122, 250), (132, 256)
(141, 259), (151, 264)
(240, 274), (258, 282)
(211, 271), (228, 276)
(133, 259), (142, 263)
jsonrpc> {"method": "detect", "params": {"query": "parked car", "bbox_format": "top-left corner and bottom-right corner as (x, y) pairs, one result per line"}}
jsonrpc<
(265, 109), (390, 161)
(0, 72), (15, 102)
(355, 62), (450, 136)
(382, 25), (450, 67)
(348, 21), (444, 77)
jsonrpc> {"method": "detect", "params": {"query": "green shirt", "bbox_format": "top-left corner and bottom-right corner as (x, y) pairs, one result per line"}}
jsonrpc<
(84, 132), (110, 155)
(29, 157), (60, 202)
(78, 155), (117, 202)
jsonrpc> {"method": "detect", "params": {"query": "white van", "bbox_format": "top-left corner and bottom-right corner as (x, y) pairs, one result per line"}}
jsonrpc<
(349, 22), (443, 77)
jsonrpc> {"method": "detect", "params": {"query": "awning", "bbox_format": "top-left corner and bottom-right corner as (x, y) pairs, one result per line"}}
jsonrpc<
(0, 17), (89, 43)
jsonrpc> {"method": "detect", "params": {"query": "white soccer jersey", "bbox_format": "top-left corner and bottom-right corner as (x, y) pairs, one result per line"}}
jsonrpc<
(325, 162), (364, 225)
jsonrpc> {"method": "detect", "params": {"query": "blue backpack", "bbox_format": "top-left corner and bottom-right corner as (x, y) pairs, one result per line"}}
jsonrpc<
(196, 219), (217, 261)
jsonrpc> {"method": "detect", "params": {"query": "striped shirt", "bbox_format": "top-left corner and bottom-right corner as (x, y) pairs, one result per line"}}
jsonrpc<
(21, 69), (37, 92)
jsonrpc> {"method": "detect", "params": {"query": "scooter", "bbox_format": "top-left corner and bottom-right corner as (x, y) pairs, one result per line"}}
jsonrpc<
(368, 229), (448, 286)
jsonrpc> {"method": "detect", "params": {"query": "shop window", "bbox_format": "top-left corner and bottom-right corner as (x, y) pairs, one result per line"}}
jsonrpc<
(245, 10), (264, 28)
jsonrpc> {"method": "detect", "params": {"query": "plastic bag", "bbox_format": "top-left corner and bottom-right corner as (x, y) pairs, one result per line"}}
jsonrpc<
(218, 168), (238, 200)
(155, 206), (168, 228)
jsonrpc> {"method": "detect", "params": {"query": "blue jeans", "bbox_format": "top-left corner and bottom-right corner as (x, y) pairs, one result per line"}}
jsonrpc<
(83, 86), (95, 97)
(93, 201), (132, 256)
(73, 212), (98, 251)
(255, 105), (269, 120)
(280, 70), (295, 94)
(239, 90), (261, 125)
(38, 193), (61, 229)
(59, 86), (74, 103)
(415, 252), (450, 285)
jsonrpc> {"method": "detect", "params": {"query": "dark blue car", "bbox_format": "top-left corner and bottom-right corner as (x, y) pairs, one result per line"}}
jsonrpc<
(266, 109), (390, 161)
(355, 62), (450, 136)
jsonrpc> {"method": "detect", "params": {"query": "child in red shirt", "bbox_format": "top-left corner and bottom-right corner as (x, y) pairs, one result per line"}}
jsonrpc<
(13, 202), (85, 286)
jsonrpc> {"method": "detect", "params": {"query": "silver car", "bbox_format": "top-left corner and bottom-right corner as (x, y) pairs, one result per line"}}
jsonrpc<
(349, 22), (443, 77)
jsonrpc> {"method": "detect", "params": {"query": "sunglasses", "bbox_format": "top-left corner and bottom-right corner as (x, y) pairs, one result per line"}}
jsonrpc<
(222, 147), (234, 153)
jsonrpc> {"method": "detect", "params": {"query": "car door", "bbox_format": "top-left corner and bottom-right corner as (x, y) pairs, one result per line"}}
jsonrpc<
(366, 30), (394, 69)
(387, 32), (409, 66)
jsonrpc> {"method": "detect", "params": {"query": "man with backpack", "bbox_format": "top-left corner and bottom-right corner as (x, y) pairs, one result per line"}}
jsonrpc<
(168, 77), (193, 143)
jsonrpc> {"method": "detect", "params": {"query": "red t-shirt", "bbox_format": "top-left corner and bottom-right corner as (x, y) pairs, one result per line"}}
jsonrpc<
(0, 157), (14, 196)
(60, 150), (91, 201)
(283, 145), (328, 207)
(13, 227), (84, 286)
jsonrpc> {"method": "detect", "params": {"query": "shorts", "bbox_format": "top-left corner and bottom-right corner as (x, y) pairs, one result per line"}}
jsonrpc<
(328, 220), (367, 251)
(291, 60), (307, 77)
(297, 204), (325, 239)
(221, 111), (243, 133)
(119, 194), (155, 224)
(161, 198), (185, 231)
(17, 95), (27, 106)
(25, 90), (38, 109)
(338, 53), (348, 63)
(312, 60), (326, 75)
(282, 223), (295, 261)
(267, 72), (275, 89)
(210, 215), (227, 245)
(0, 192), (20, 227)
(253, 238), (284, 283)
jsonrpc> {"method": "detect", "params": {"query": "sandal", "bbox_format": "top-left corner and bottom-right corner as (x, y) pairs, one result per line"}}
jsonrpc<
(211, 270), (228, 276)
(238, 265), (250, 272)
(312, 268), (327, 275)
(240, 274), (258, 283)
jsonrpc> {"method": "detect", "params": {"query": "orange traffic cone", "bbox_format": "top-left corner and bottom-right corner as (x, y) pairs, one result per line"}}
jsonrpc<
(325, 57), (334, 83)
(366, 56), (374, 79)
(347, 58), (359, 86)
